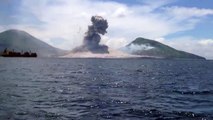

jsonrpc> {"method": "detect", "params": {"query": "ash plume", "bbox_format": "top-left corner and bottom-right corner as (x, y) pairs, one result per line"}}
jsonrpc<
(73, 16), (109, 53)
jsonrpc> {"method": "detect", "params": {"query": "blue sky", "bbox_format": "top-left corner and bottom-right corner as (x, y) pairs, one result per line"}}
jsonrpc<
(0, 0), (213, 59)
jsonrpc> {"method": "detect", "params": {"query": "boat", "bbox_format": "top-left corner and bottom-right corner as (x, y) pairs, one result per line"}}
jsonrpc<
(1, 48), (37, 57)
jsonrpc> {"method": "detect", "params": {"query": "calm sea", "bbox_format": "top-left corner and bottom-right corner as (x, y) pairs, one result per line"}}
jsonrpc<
(0, 58), (213, 120)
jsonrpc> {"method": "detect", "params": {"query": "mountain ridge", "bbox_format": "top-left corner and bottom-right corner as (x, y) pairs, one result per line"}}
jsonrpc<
(124, 37), (205, 59)
(0, 29), (67, 57)
(0, 29), (206, 59)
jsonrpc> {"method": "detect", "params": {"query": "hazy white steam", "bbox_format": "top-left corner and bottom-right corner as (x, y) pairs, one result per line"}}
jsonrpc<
(123, 44), (155, 53)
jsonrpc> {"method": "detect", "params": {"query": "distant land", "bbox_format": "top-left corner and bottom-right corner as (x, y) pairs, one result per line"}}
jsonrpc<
(0, 29), (67, 57)
(123, 37), (205, 59)
(0, 29), (205, 59)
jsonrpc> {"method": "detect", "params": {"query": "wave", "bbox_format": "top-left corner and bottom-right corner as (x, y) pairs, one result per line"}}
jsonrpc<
(173, 90), (213, 95)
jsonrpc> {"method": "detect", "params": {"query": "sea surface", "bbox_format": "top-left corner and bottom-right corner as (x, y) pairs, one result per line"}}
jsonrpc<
(0, 58), (213, 120)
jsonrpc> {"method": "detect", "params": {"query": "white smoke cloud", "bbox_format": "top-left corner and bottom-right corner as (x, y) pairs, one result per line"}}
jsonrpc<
(122, 44), (155, 54)
(102, 36), (129, 49)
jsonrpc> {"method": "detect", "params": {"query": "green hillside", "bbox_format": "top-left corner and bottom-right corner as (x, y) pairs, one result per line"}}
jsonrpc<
(124, 37), (205, 59)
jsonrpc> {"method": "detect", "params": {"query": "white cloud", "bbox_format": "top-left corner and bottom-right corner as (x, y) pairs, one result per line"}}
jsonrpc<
(1, 0), (213, 58)
(164, 6), (213, 19)
(198, 39), (213, 46)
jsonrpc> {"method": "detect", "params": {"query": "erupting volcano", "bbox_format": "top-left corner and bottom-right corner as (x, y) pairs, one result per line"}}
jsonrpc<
(73, 16), (109, 53)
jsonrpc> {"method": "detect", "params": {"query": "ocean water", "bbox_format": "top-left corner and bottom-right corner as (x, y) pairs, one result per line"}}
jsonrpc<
(0, 58), (213, 120)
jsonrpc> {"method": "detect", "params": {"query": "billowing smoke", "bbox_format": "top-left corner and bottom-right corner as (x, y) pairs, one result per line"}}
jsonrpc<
(73, 16), (109, 53)
(121, 44), (155, 54)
